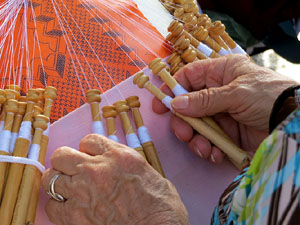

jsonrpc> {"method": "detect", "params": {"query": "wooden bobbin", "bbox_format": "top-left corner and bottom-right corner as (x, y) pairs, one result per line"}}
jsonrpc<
(12, 114), (49, 225)
(43, 86), (57, 118)
(197, 14), (212, 29)
(9, 102), (27, 153)
(102, 105), (118, 140)
(26, 87), (56, 224)
(174, 7), (184, 19)
(113, 100), (146, 159)
(183, 1), (199, 14)
(0, 89), (6, 110)
(149, 58), (181, 91)
(211, 21), (236, 49)
(167, 52), (185, 75)
(0, 89), (38, 225)
(86, 89), (102, 122)
(5, 84), (20, 92)
(0, 90), (6, 124)
(208, 23), (229, 50)
(19, 96), (27, 102)
(168, 21), (220, 58)
(133, 72), (250, 170)
(126, 96), (165, 177)
(0, 99), (18, 198)
(36, 88), (45, 109)
(192, 26), (223, 53)
(5, 89), (20, 101)
(174, 35), (207, 60)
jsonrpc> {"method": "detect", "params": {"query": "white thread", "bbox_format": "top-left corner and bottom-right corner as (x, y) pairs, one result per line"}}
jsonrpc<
(162, 96), (172, 110)
(137, 126), (152, 144)
(231, 45), (247, 55)
(0, 130), (12, 153)
(0, 155), (45, 173)
(197, 42), (213, 57)
(0, 121), (4, 131)
(43, 122), (50, 136)
(218, 48), (230, 56)
(28, 144), (40, 161)
(18, 121), (32, 141)
(92, 121), (105, 135)
(108, 135), (119, 143)
(9, 132), (18, 154)
(172, 84), (188, 96)
(126, 133), (142, 149)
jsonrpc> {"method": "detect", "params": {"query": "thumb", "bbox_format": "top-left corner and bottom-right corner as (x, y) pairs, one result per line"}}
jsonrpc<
(171, 85), (234, 117)
(79, 134), (117, 156)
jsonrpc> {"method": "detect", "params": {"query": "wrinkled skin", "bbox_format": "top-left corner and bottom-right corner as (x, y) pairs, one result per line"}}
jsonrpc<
(153, 54), (299, 163)
(42, 134), (189, 225)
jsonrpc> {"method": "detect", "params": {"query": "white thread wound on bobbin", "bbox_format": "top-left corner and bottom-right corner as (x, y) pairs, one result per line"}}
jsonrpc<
(138, 126), (152, 144)
(0, 130), (12, 153)
(28, 144), (40, 161)
(126, 133), (142, 149)
(162, 96), (173, 110)
(108, 135), (119, 143)
(92, 121), (105, 135)
(231, 45), (247, 55)
(43, 122), (50, 136)
(9, 132), (18, 154)
(218, 48), (230, 56)
(18, 121), (32, 141)
(197, 42), (213, 57)
(172, 84), (188, 96)
(0, 155), (45, 173)
(0, 121), (4, 131)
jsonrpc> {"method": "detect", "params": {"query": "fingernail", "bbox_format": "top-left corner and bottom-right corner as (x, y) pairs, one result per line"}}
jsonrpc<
(194, 147), (203, 158)
(172, 96), (189, 109)
(210, 154), (216, 163)
(174, 132), (182, 141)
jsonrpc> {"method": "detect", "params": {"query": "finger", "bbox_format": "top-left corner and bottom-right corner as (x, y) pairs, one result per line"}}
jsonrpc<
(51, 146), (88, 175)
(152, 83), (174, 114)
(173, 54), (250, 91)
(170, 114), (193, 142)
(79, 134), (120, 156)
(42, 169), (72, 200)
(188, 134), (212, 159)
(45, 198), (66, 225)
(210, 146), (225, 164)
(214, 113), (241, 146)
(171, 85), (235, 118)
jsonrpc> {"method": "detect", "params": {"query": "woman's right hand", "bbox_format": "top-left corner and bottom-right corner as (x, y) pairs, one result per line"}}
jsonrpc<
(153, 54), (299, 163)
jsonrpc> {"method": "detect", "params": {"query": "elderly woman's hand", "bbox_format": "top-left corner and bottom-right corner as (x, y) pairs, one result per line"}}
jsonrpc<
(42, 134), (189, 225)
(153, 54), (299, 163)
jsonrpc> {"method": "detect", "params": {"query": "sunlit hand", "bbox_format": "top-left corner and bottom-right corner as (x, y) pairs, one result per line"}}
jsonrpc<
(153, 54), (298, 163)
(42, 134), (189, 225)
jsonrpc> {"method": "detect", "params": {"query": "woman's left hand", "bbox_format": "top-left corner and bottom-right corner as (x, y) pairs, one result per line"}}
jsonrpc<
(42, 134), (189, 225)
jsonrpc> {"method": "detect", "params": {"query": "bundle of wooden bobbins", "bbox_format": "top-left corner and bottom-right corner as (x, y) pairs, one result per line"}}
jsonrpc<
(160, 0), (248, 75)
(133, 58), (251, 170)
(86, 90), (165, 177)
(0, 85), (57, 225)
